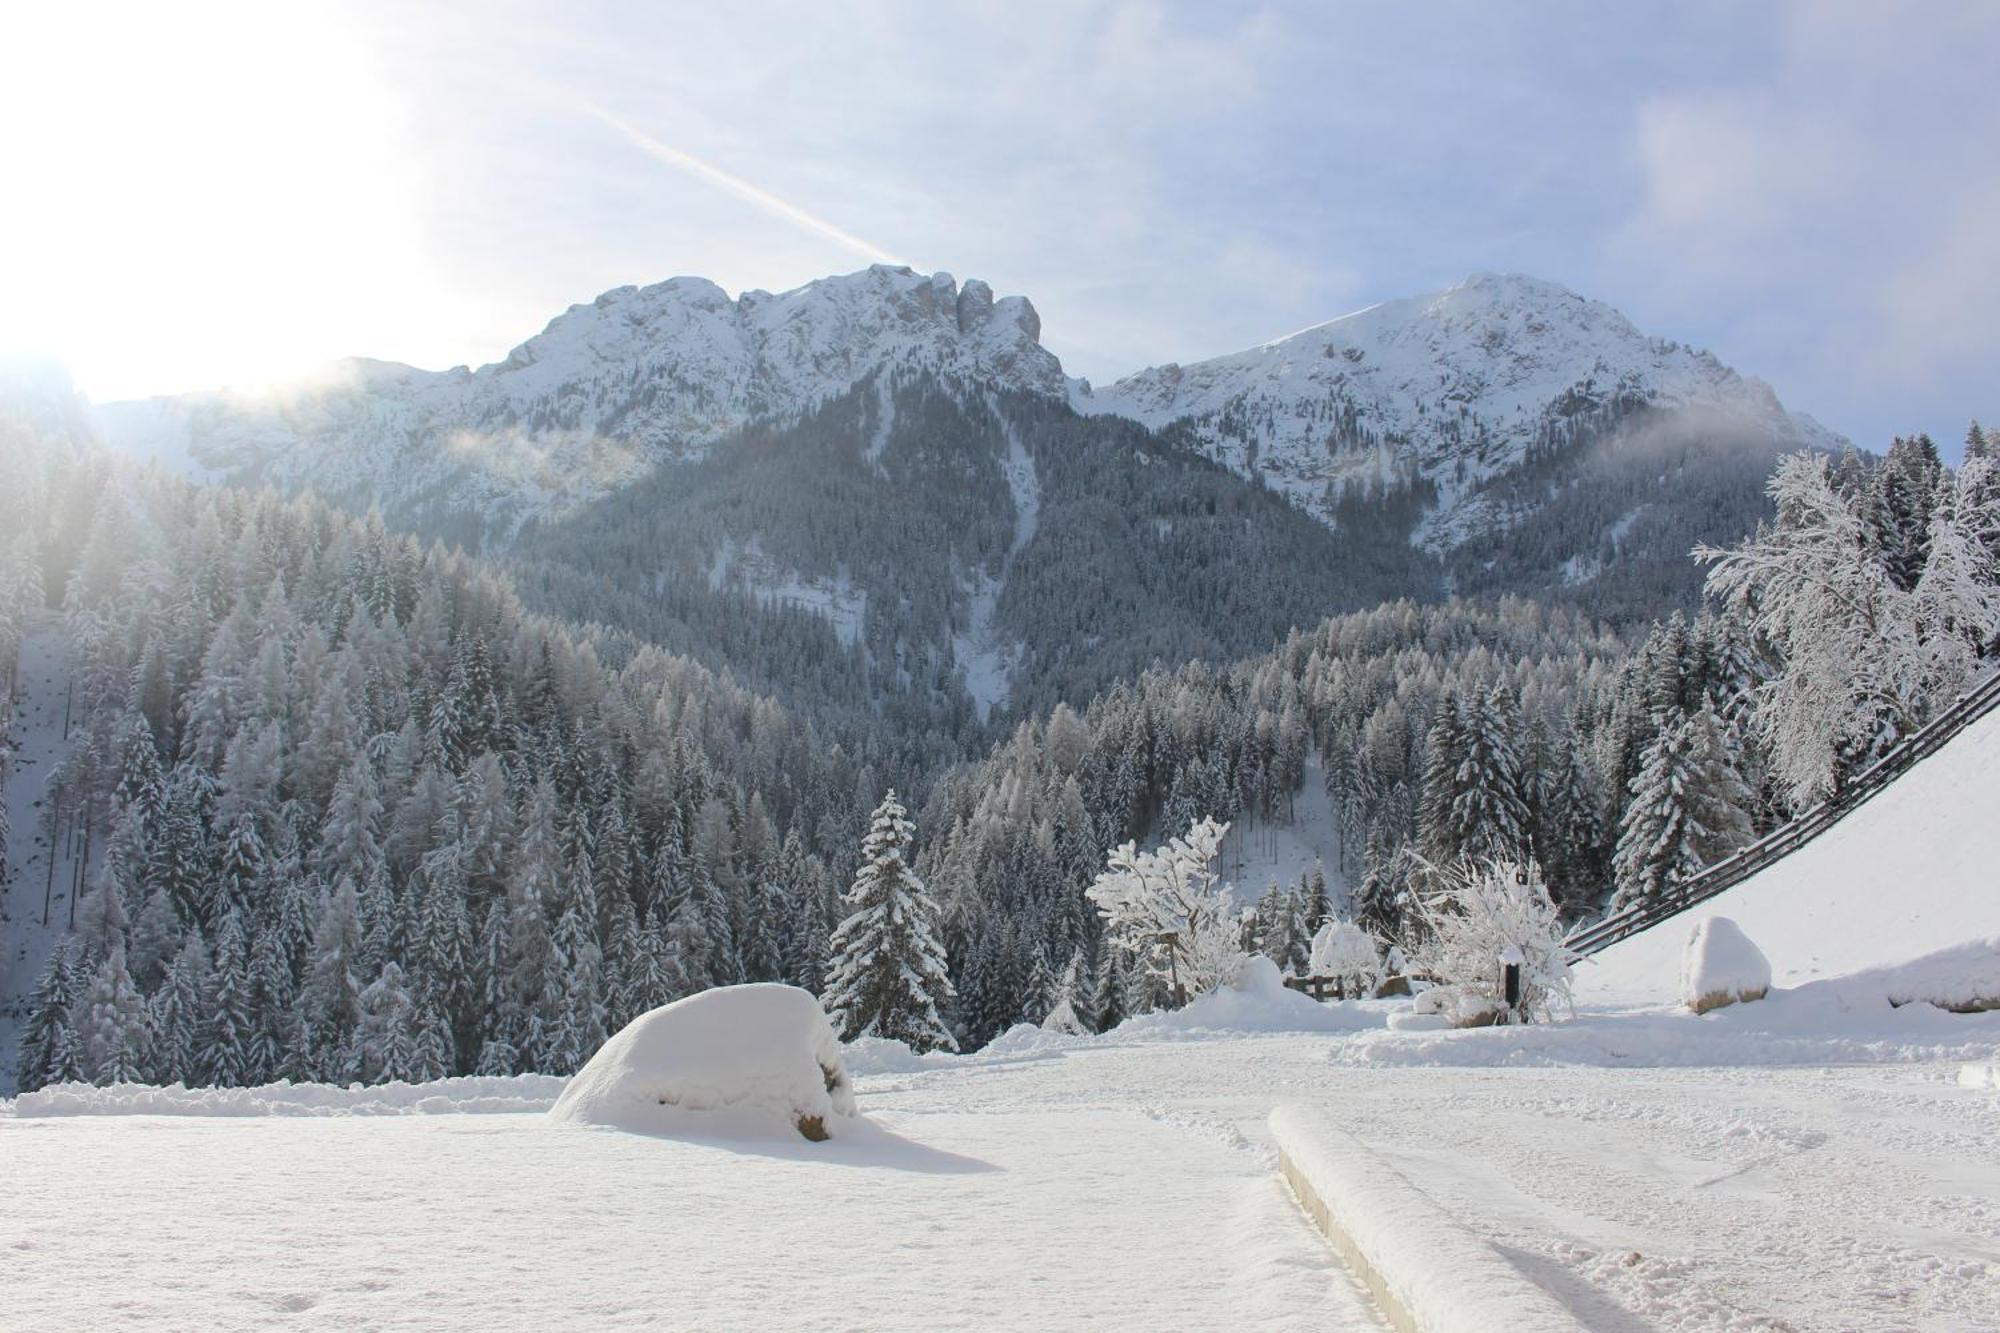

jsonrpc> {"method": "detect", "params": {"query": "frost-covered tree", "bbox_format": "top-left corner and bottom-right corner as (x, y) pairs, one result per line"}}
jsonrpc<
(79, 941), (151, 1085)
(355, 961), (419, 1084)
(16, 940), (84, 1093)
(1307, 919), (1380, 998)
(822, 791), (957, 1053)
(1040, 948), (1092, 1035)
(1412, 859), (1574, 1025)
(1701, 452), (2000, 807)
(1086, 816), (1244, 1004)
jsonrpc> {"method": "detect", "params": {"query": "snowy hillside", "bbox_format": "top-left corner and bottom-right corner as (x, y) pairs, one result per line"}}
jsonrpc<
(96, 266), (1061, 537)
(1581, 686), (2000, 1008)
(1079, 273), (1843, 552)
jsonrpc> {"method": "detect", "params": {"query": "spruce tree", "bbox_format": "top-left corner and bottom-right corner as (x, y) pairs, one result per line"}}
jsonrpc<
(822, 791), (958, 1053)
(16, 940), (83, 1093)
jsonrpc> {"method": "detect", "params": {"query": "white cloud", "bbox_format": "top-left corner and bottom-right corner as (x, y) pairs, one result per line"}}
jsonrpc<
(1610, 1), (2000, 439)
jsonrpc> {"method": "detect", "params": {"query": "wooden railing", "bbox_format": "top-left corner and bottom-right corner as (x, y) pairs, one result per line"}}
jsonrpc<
(1566, 671), (2000, 958)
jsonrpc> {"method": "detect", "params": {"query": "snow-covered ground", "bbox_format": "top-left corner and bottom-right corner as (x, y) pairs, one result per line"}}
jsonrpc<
(6, 990), (1995, 1331)
(0, 1042), (1384, 1331)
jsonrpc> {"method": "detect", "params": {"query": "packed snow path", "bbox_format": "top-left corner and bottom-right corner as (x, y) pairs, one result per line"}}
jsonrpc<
(0, 1067), (1383, 1331)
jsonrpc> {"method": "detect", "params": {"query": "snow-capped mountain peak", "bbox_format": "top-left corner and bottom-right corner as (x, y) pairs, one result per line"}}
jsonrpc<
(1078, 272), (1840, 550)
(96, 266), (1062, 536)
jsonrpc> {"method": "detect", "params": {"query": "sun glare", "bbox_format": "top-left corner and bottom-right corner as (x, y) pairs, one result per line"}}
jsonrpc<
(0, 1), (438, 400)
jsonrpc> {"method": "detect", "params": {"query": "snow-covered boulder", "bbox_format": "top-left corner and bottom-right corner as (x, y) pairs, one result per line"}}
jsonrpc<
(1680, 917), (1771, 1015)
(548, 984), (857, 1141)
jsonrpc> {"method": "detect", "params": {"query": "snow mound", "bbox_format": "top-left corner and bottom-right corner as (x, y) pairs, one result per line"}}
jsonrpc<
(547, 984), (857, 1141)
(1583, 699), (2000, 1008)
(6, 1074), (566, 1118)
(839, 1035), (964, 1077)
(1113, 957), (1384, 1040)
(1830, 936), (2000, 1013)
(1680, 916), (1771, 1014)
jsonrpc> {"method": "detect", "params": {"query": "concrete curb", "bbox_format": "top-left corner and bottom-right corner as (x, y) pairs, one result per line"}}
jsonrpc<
(1271, 1104), (1587, 1333)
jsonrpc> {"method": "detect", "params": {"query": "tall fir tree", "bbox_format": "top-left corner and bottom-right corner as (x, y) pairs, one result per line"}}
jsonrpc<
(822, 791), (958, 1053)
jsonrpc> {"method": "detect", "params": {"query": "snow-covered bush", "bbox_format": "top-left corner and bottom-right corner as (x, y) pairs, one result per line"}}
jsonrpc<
(1087, 817), (1245, 1004)
(1308, 920), (1381, 997)
(1410, 859), (1574, 1025)
(1679, 916), (1771, 1014)
(548, 984), (856, 1142)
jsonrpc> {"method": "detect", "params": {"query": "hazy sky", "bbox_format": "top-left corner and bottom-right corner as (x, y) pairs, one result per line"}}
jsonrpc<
(4, 1), (1994, 454)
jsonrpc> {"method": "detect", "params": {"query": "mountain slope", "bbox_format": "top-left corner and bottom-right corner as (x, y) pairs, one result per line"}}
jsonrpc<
(89, 266), (1849, 721)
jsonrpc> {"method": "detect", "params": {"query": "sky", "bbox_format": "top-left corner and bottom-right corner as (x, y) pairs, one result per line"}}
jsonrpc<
(1, 0), (1994, 456)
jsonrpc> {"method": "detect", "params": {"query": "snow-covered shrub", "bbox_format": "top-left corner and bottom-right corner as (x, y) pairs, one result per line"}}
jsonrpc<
(1087, 817), (1245, 1004)
(1410, 859), (1574, 1024)
(548, 984), (856, 1142)
(1307, 920), (1381, 997)
(1680, 916), (1771, 1014)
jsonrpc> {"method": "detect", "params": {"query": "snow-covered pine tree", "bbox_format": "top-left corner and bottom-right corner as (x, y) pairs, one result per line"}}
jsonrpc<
(822, 790), (958, 1053)
(355, 961), (419, 1084)
(146, 932), (210, 1086)
(80, 941), (151, 1085)
(203, 915), (256, 1087)
(1611, 705), (1754, 911)
(15, 939), (83, 1093)
(1040, 948), (1092, 1035)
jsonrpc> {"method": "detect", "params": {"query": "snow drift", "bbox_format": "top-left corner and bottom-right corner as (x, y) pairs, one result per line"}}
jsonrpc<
(547, 984), (857, 1141)
(1114, 957), (1381, 1039)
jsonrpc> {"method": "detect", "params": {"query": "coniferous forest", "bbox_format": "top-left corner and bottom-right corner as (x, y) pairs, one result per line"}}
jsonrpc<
(4, 374), (1997, 1092)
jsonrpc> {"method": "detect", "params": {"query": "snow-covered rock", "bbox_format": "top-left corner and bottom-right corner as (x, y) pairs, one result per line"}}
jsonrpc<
(1680, 916), (1772, 1014)
(1845, 936), (2000, 1014)
(548, 984), (857, 1141)
(1080, 272), (1841, 552)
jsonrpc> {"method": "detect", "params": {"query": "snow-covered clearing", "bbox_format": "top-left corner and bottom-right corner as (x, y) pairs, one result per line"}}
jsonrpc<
(952, 401), (1040, 721)
(0, 1047), (1383, 1332)
(1221, 753), (1347, 907)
